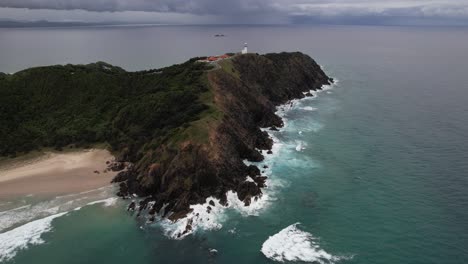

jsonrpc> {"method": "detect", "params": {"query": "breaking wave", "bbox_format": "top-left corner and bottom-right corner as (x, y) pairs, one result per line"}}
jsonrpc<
(0, 212), (67, 262)
(0, 186), (120, 262)
(0, 186), (117, 232)
(261, 223), (351, 263)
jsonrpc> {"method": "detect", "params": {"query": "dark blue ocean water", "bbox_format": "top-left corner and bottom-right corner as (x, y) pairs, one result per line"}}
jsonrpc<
(1, 25), (468, 264)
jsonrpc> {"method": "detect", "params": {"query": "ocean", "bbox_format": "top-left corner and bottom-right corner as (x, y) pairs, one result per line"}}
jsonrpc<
(1, 25), (468, 264)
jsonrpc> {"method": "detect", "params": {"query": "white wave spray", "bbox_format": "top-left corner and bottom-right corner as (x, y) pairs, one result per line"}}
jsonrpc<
(0, 212), (67, 262)
(261, 223), (350, 263)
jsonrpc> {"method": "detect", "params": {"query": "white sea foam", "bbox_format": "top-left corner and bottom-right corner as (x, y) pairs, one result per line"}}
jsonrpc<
(0, 186), (120, 262)
(85, 197), (118, 207)
(0, 186), (116, 232)
(161, 197), (224, 239)
(72, 197), (118, 212)
(0, 205), (31, 214)
(0, 212), (67, 262)
(261, 223), (348, 263)
(161, 189), (273, 239)
(54, 185), (109, 199)
(295, 140), (307, 151)
(302, 106), (317, 111)
(245, 176), (256, 183)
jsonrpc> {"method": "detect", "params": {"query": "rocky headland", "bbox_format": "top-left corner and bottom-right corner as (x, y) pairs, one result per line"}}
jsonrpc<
(113, 52), (332, 222)
(0, 52), (331, 231)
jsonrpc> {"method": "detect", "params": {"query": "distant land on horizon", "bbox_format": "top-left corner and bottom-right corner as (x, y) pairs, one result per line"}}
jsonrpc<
(0, 20), (171, 28)
(2, 19), (468, 28)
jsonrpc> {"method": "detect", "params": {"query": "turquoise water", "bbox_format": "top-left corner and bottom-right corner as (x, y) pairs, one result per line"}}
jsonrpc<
(1, 25), (468, 263)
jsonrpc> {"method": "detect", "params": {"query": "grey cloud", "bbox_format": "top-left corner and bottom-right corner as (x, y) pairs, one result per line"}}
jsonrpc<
(0, 0), (276, 15)
(279, 0), (468, 18)
(0, 0), (467, 25)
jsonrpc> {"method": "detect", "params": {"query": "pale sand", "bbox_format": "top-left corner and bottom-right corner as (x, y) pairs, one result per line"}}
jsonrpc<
(0, 149), (117, 199)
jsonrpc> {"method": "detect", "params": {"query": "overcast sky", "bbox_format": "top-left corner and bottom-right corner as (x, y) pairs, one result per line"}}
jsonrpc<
(1, 0), (467, 25)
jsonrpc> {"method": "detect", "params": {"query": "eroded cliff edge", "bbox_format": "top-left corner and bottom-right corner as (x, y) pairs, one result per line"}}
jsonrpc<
(114, 52), (332, 221)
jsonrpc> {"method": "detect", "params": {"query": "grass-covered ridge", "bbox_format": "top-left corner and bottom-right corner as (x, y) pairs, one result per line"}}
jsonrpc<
(0, 59), (215, 158)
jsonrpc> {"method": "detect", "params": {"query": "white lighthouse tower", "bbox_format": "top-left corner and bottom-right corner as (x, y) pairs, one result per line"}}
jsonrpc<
(241, 43), (248, 54)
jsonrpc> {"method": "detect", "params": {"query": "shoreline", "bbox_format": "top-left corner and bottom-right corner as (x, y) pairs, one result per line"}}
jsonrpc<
(0, 149), (117, 200)
(158, 78), (338, 239)
(1, 52), (333, 240)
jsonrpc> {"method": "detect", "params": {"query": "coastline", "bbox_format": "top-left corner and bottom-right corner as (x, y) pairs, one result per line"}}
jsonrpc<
(0, 149), (117, 199)
(158, 77), (339, 239)
(0, 52), (333, 240)
(109, 53), (334, 239)
(0, 72), (338, 263)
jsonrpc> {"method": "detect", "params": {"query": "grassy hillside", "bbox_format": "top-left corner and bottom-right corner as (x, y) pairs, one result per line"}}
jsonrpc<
(0, 60), (213, 158)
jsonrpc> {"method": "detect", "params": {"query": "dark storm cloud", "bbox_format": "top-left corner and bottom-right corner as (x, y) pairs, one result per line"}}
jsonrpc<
(0, 0), (467, 25)
(0, 0), (275, 15)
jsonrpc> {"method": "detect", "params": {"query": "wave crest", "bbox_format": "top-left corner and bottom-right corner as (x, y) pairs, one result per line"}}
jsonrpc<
(0, 212), (67, 262)
(261, 223), (349, 263)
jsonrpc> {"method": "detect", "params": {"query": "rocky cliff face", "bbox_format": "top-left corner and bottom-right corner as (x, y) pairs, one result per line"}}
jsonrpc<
(113, 52), (332, 221)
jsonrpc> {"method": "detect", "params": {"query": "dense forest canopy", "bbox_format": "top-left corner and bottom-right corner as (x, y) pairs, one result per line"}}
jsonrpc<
(0, 59), (212, 158)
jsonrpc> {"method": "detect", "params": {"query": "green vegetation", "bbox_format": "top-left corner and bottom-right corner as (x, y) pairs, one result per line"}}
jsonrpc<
(167, 93), (223, 145)
(0, 60), (215, 159)
(218, 59), (240, 79)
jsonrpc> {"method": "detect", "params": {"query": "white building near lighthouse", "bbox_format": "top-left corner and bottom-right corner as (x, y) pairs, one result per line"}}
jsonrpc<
(241, 43), (248, 54)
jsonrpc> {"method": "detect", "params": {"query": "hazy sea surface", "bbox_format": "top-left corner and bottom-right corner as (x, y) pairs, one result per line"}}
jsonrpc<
(1, 25), (468, 264)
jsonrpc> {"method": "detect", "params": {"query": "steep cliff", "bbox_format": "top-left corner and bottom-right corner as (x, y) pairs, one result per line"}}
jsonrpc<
(114, 52), (332, 220)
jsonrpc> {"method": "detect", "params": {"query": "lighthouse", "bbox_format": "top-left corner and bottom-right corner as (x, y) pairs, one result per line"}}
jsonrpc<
(241, 43), (248, 54)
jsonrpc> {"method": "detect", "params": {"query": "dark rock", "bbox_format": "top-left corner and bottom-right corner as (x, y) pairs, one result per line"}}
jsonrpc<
(236, 181), (261, 206)
(127, 202), (136, 211)
(267, 150), (273, 154)
(139, 199), (151, 211)
(246, 149), (264, 162)
(246, 165), (261, 177)
(243, 195), (252, 206)
(149, 200), (164, 215)
(182, 220), (193, 236)
(254, 176), (268, 188)
(209, 200), (215, 206)
(109, 162), (125, 172)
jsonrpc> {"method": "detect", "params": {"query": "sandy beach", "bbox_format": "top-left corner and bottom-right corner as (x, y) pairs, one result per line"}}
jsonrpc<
(0, 149), (117, 199)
